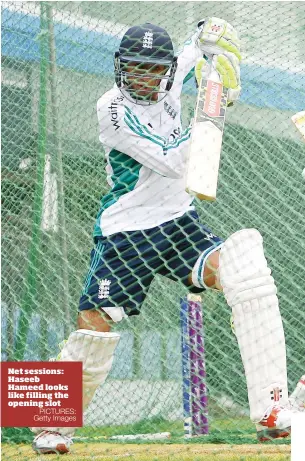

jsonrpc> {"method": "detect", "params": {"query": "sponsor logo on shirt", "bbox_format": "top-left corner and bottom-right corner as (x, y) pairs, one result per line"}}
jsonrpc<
(164, 101), (177, 120)
(108, 95), (124, 130)
(168, 127), (181, 143)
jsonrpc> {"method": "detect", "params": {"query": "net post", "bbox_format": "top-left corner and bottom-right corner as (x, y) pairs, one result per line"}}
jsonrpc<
(45, 2), (71, 336)
(14, 2), (49, 360)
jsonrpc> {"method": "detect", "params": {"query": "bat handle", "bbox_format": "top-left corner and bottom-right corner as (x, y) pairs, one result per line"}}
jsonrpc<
(209, 69), (221, 83)
(206, 54), (221, 83)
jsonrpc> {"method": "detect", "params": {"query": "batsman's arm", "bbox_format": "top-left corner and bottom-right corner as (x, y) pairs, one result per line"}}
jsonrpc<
(97, 97), (191, 179)
(175, 32), (205, 87)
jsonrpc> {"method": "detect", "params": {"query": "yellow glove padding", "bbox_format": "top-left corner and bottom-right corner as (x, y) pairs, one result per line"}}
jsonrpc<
(195, 54), (241, 105)
(216, 54), (239, 90)
(196, 17), (242, 104)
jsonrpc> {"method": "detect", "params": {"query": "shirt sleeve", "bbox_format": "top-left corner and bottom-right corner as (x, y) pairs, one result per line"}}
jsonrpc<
(97, 97), (191, 179)
(174, 32), (203, 87)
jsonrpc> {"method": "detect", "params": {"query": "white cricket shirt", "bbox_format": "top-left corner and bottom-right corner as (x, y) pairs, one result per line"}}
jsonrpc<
(94, 33), (202, 237)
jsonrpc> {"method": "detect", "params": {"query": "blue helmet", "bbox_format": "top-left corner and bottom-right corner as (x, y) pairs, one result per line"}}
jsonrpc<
(114, 23), (177, 104)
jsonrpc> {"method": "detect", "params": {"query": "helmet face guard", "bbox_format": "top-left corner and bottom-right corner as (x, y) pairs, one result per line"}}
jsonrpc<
(114, 23), (177, 105)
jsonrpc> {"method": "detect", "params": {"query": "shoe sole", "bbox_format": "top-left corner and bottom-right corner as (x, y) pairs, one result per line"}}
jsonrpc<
(257, 427), (290, 442)
(32, 443), (70, 454)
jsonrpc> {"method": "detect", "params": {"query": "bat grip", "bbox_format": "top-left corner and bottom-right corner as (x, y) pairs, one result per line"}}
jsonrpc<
(206, 54), (221, 83)
(209, 69), (221, 83)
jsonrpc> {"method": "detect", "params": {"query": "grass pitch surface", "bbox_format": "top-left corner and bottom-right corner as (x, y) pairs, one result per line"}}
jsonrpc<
(1, 442), (290, 461)
(1, 418), (290, 460)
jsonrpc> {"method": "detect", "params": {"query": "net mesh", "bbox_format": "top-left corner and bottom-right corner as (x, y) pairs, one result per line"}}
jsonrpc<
(2, 0), (305, 446)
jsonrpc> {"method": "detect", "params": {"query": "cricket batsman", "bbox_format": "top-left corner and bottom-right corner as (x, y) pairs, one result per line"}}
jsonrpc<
(32, 18), (297, 453)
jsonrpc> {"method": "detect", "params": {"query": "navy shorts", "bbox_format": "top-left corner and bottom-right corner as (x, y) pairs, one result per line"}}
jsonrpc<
(79, 211), (222, 316)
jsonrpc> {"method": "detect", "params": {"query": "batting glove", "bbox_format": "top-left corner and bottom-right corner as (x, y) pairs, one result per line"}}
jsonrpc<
(195, 54), (241, 105)
(197, 17), (241, 62)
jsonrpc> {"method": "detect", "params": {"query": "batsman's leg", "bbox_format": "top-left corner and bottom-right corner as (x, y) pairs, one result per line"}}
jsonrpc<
(32, 307), (125, 454)
(191, 228), (295, 440)
(218, 229), (292, 435)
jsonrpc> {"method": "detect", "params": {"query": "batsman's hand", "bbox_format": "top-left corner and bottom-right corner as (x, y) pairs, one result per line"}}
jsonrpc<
(195, 52), (241, 105)
(196, 18), (241, 104)
(197, 17), (241, 62)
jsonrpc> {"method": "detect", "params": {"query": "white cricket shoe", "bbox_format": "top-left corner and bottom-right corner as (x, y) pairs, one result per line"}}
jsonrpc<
(32, 430), (73, 454)
(256, 405), (291, 442)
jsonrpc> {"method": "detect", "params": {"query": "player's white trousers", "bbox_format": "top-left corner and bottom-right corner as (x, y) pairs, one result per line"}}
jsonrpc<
(218, 229), (289, 423)
(31, 329), (120, 436)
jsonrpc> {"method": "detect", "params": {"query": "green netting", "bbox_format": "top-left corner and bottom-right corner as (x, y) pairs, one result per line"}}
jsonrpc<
(1, 0), (305, 451)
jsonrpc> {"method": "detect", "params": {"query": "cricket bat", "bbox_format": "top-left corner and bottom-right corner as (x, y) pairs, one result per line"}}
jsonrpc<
(291, 111), (305, 140)
(291, 111), (305, 181)
(185, 67), (228, 201)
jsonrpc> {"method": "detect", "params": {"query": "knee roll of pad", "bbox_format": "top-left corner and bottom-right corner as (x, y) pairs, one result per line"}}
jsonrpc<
(59, 329), (120, 372)
(60, 330), (120, 414)
(219, 229), (276, 307)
